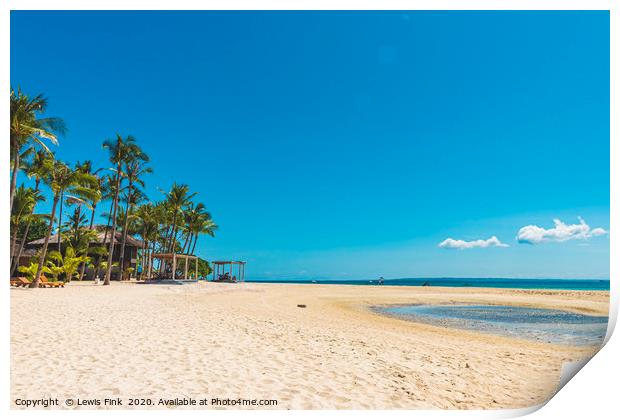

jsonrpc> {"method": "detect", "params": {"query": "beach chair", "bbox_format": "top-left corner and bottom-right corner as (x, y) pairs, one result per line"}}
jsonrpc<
(10, 277), (32, 287)
(39, 275), (65, 288)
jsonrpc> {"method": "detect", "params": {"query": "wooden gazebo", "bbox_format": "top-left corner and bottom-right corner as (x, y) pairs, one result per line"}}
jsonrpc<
(150, 253), (199, 280)
(212, 261), (246, 283)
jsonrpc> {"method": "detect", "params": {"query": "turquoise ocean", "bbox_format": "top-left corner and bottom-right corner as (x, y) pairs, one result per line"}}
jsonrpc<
(248, 278), (609, 291)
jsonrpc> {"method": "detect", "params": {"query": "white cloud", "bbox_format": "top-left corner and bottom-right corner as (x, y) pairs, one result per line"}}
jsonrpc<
(517, 217), (607, 245)
(438, 236), (509, 250)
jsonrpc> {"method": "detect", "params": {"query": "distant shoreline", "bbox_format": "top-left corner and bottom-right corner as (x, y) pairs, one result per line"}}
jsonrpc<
(247, 278), (610, 291)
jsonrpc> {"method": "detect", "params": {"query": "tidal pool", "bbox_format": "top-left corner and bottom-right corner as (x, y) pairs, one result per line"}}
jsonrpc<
(375, 304), (608, 346)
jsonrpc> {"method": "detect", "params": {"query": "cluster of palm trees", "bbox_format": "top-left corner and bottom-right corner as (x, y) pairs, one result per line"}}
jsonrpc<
(10, 87), (217, 288)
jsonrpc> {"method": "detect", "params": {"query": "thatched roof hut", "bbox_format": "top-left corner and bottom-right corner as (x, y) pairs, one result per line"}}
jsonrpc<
(27, 228), (144, 248)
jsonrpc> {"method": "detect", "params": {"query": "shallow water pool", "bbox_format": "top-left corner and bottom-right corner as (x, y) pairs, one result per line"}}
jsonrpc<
(374, 305), (608, 346)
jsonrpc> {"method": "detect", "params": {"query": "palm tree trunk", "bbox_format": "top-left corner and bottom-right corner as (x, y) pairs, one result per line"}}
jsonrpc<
(79, 203), (97, 281)
(140, 239), (148, 280)
(57, 190), (64, 251)
(103, 171), (121, 285)
(11, 220), (30, 275)
(95, 200), (114, 279)
(191, 234), (198, 255)
(162, 215), (178, 274)
(170, 226), (179, 253)
(163, 224), (172, 250)
(118, 182), (133, 280)
(10, 217), (20, 272)
(147, 241), (154, 279)
(181, 233), (191, 254)
(31, 195), (60, 288)
(11, 179), (41, 275)
(9, 150), (20, 212)
(167, 214), (178, 252)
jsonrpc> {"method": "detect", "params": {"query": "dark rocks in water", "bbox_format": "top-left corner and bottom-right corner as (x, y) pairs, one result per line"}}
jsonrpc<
(297, 304), (307, 308)
(422, 281), (431, 286)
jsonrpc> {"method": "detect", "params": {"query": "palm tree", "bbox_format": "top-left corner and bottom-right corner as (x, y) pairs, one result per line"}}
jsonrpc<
(63, 206), (88, 243)
(149, 200), (172, 275)
(101, 134), (142, 285)
(10, 87), (65, 210)
(30, 160), (97, 288)
(135, 203), (159, 279)
(10, 88), (223, 283)
(118, 156), (151, 279)
(73, 161), (103, 280)
(74, 161), (104, 224)
(180, 202), (217, 254)
(54, 162), (100, 252)
(95, 173), (116, 277)
(11, 212), (49, 276)
(163, 183), (196, 253)
(10, 185), (42, 272)
(61, 217), (105, 281)
(191, 218), (218, 255)
(13, 150), (53, 272)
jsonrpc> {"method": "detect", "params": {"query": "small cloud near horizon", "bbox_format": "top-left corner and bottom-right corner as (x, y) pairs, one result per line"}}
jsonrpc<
(438, 236), (509, 250)
(517, 217), (607, 245)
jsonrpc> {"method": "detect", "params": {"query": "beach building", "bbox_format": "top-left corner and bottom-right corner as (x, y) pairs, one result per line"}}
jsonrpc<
(149, 252), (200, 281)
(24, 227), (144, 280)
(212, 260), (246, 283)
(10, 248), (37, 272)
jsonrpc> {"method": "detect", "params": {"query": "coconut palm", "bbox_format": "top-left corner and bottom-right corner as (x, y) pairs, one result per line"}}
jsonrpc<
(63, 206), (88, 243)
(74, 161), (104, 225)
(63, 209), (106, 258)
(73, 161), (104, 280)
(163, 183), (196, 253)
(12, 150), (55, 272)
(180, 202), (217, 254)
(97, 173), (117, 263)
(118, 157), (151, 279)
(135, 203), (159, 279)
(191, 218), (218, 255)
(10, 185), (43, 272)
(11, 213), (49, 275)
(101, 134), (144, 285)
(147, 200), (173, 275)
(54, 162), (101, 252)
(10, 87), (65, 210)
(30, 160), (97, 288)
(10, 89), (221, 284)
(24, 150), (53, 195)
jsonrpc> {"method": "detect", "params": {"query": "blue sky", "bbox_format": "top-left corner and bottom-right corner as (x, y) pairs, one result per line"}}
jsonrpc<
(10, 11), (609, 279)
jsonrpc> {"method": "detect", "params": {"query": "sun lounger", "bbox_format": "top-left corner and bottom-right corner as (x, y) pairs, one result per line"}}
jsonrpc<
(38, 275), (65, 288)
(10, 275), (65, 288)
(10, 277), (32, 287)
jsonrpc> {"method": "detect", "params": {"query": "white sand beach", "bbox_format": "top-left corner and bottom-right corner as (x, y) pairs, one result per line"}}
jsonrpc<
(10, 282), (609, 409)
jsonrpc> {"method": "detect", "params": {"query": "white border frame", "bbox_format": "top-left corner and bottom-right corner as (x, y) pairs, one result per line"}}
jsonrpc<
(1, 2), (616, 420)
